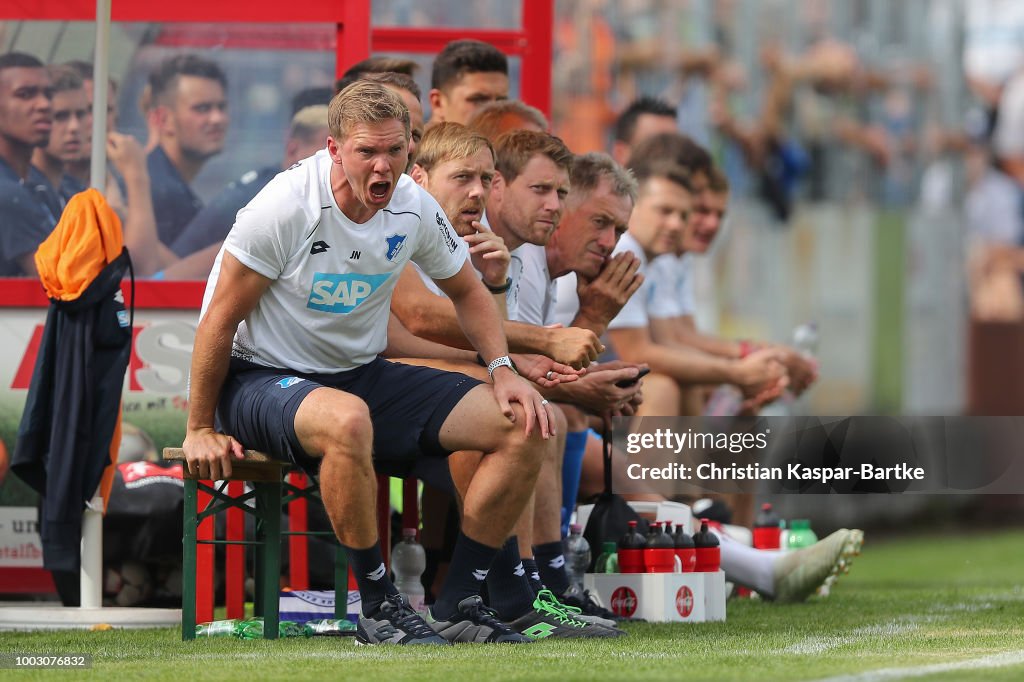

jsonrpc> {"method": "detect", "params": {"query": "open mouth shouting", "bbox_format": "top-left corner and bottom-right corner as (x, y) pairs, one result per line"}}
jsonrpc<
(369, 180), (392, 202)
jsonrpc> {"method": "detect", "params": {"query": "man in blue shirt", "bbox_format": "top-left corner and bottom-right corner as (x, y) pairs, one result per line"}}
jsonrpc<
(0, 52), (63, 274)
(0, 182), (53, 276)
(31, 65), (88, 206)
(146, 54), (229, 247)
(164, 104), (328, 275)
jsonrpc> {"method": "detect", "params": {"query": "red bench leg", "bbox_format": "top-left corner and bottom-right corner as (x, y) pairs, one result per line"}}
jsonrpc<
(288, 471), (310, 590)
(225, 480), (245, 619)
(196, 483), (215, 624)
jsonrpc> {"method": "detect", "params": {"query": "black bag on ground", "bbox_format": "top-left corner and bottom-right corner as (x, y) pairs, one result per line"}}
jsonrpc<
(581, 422), (648, 571)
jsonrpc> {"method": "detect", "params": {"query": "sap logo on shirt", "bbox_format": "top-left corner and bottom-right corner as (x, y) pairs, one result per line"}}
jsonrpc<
(385, 233), (407, 261)
(307, 272), (391, 313)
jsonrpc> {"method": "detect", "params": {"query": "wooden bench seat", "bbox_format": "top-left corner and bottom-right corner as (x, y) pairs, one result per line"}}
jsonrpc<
(162, 447), (286, 482)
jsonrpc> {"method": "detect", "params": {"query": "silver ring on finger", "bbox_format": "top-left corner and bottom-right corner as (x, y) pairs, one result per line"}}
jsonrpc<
(541, 399), (550, 405)
(545, 370), (555, 381)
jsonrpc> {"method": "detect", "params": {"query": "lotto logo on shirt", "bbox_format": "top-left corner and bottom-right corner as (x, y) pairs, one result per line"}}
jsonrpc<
(307, 272), (391, 313)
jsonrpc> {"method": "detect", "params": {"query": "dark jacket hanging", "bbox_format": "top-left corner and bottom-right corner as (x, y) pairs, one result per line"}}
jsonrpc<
(11, 188), (133, 576)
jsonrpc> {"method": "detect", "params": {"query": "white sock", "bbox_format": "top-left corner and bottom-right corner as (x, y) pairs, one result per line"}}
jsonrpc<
(713, 528), (779, 596)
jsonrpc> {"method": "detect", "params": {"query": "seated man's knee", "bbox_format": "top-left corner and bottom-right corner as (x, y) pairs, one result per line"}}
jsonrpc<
(332, 405), (373, 445)
(305, 391), (373, 459)
(498, 404), (547, 465)
(637, 372), (683, 416)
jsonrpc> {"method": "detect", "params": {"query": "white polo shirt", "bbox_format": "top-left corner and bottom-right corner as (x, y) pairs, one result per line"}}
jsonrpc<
(202, 150), (468, 373)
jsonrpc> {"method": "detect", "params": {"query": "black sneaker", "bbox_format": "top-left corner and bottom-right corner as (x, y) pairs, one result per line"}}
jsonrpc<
(428, 595), (531, 643)
(560, 585), (629, 625)
(356, 593), (450, 645)
(510, 590), (621, 639)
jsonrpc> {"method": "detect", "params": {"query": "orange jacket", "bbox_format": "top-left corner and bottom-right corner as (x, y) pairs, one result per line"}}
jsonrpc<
(35, 188), (124, 301)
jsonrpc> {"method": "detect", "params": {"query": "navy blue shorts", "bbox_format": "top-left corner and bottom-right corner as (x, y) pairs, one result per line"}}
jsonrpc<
(216, 356), (483, 477)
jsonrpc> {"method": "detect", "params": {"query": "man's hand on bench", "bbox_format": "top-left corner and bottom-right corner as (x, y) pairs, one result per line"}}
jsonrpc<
(182, 428), (246, 480)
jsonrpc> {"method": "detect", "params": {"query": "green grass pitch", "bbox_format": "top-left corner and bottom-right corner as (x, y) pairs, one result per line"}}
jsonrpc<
(2, 530), (1022, 681)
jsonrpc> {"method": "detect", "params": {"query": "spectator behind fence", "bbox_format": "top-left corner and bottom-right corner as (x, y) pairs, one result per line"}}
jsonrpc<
(164, 105), (330, 276)
(63, 59), (117, 135)
(30, 66), (88, 205)
(429, 40), (509, 125)
(0, 52), (63, 227)
(62, 59), (120, 187)
(147, 54), (229, 247)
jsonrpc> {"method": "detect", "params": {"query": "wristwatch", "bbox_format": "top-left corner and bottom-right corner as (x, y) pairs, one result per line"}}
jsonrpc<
(486, 355), (519, 380)
(484, 277), (512, 294)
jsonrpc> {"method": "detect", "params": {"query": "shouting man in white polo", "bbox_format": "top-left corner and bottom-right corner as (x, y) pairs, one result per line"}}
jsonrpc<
(184, 82), (554, 645)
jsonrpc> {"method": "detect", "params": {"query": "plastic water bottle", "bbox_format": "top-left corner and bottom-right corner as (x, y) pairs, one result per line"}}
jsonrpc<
(195, 619), (240, 638)
(753, 503), (782, 550)
(662, 522), (682, 572)
(792, 322), (819, 358)
(391, 528), (427, 615)
(692, 520), (721, 572)
(564, 524), (591, 591)
(779, 520), (789, 551)
(672, 522), (696, 572)
(644, 522), (676, 573)
(235, 618), (305, 639)
(786, 519), (818, 549)
(303, 618), (357, 637)
(618, 520), (646, 573)
(595, 542), (618, 573)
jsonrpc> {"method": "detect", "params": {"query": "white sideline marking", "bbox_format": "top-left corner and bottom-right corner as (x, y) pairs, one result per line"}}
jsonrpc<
(810, 650), (1024, 682)
(784, 621), (919, 654)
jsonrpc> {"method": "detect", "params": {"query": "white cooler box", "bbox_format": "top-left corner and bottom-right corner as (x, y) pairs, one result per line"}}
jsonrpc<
(584, 571), (726, 623)
(575, 500), (693, 534)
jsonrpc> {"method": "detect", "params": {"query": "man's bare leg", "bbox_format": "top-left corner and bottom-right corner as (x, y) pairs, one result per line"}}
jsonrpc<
(530, 406), (573, 595)
(430, 386), (544, 621)
(294, 388), (391, 614)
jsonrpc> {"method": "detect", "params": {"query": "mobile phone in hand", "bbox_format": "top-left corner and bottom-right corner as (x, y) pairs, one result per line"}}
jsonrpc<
(615, 367), (650, 388)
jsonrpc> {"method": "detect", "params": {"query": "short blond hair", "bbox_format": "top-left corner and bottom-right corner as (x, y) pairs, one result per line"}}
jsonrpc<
(414, 122), (494, 172)
(290, 105), (328, 143)
(329, 81), (409, 141)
